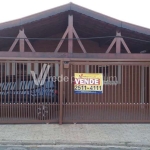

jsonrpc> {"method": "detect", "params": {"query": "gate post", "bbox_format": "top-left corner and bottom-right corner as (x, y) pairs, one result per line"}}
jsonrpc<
(59, 60), (63, 124)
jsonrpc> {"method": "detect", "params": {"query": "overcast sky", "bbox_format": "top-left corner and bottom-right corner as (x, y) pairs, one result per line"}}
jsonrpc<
(0, 0), (150, 28)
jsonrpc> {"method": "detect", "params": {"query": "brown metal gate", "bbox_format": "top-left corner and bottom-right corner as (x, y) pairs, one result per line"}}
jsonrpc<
(0, 60), (150, 123)
(62, 61), (150, 123)
(0, 60), (61, 123)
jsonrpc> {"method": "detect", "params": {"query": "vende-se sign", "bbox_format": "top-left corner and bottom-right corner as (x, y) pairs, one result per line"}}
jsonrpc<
(75, 78), (100, 85)
(74, 73), (103, 94)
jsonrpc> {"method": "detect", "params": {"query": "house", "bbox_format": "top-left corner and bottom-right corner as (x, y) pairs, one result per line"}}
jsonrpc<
(0, 3), (149, 124)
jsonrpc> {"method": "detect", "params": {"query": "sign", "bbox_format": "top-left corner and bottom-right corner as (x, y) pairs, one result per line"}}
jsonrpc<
(74, 73), (103, 94)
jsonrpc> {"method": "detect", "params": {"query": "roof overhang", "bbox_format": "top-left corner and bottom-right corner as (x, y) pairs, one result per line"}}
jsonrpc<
(0, 3), (150, 35)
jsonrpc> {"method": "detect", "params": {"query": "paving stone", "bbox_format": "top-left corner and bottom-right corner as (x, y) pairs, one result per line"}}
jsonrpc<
(0, 124), (149, 147)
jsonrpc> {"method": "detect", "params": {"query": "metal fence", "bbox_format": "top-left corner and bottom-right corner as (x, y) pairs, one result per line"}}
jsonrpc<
(62, 61), (150, 123)
(0, 60), (150, 123)
(0, 60), (60, 123)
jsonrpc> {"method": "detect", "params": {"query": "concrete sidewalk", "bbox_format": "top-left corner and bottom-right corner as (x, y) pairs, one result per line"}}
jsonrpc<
(0, 124), (150, 149)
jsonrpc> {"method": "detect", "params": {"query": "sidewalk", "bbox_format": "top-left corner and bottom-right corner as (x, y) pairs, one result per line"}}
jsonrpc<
(0, 124), (150, 149)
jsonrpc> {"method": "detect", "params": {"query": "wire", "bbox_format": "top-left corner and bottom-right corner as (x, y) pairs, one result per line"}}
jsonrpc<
(0, 35), (150, 43)
(0, 35), (115, 40)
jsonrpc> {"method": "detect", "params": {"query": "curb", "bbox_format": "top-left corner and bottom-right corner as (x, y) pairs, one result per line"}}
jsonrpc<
(0, 141), (150, 148)
(0, 145), (150, 150)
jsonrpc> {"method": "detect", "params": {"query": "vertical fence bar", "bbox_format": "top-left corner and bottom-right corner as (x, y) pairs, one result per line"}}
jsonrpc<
(119, 65), (122, 121)
(8, 62), (10, 119)
(149, 66), (150, 121)
(145, 66), (148, 120)
(141, 66), (144, 105)
(149, 66), (150, 103)
(111, 65), (113, 121)
(67, 63), (69, 117)
(135, 65), (138, 120)
(121, 65), (123, 104)
(50, 63), (53, 119)
(59, 60), (63, 124)
(51, 62), (54, 120)
(115, 65), (117, 121)
(44, 62), (46, 120)
(63, 64), (66, 121)
(124, 65), (127, 120)
(104, 64), (106, 121)
(6, 62), (10, 118)
(77, 64), (79, 121)
(19, 63), (21, 119)
(107, 65), (110, 120)
(0, 62), (3, 118)
(70, 63), (73, 121)
(27, 62), (29, 120)
(132, 65), (133, 104)
(73, 64), (75, 121)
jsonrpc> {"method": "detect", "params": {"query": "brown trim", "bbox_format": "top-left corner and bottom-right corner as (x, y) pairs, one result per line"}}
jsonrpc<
(68, 15), (73, 53)
(8, 33), (20, 52)
(0, 52), (150, 61)
(55, 15), (87, 53)
(54, 27), (69, 52)
(24, 34), (36, 52)
(116, 32), (121, 54)
(70, 62), (150, 65)
(106, 31), (131, 54)
(20, 30), (25, 52)
(73, 27), (86, 53)
(120, 38), (131, 53)
(9, 29), (35, 52)
(106, 38), (116, 53)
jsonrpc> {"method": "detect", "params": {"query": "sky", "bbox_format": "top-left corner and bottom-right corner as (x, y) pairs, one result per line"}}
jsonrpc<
(0, 0), (150, 28)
